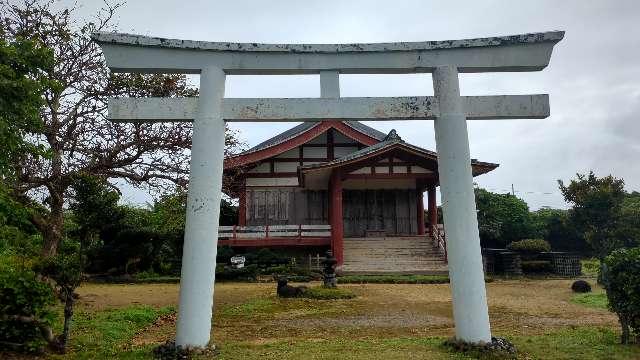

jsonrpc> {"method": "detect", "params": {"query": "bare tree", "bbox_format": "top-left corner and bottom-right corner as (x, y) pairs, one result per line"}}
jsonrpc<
(1, 0), (245, 257)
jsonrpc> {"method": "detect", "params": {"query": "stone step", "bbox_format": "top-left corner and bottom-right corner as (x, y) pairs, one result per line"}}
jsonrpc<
(342, 266), (448, 271)
(341, 236), (447, 274)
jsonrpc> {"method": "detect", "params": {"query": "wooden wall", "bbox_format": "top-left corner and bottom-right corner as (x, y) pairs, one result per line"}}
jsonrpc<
(342, 189), (418, 237)
(246, 188), (328, 226)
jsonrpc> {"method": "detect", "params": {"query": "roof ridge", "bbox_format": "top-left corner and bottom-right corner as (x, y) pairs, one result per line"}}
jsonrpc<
(237, 120), (386, 156)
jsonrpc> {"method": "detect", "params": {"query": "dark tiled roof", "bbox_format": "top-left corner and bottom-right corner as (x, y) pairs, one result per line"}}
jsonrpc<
(344, 121), (387, 141)
(300, 134), (436, 171)
(300, 128), (497, 172)
(241, 121), (386, 155)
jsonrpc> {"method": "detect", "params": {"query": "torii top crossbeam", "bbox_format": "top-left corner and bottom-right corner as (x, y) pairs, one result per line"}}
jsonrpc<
(92, 30), (563, 349)
(93, 31), (563, 74)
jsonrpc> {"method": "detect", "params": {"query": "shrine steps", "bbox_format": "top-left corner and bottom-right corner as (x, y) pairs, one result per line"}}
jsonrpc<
(341, 236), (448, 274)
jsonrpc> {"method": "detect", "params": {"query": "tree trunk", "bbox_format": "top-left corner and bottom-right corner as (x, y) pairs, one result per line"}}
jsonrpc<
(59, 287), (75, 353)
(620, 314), (631, 344)
(41, 197), (64, 258)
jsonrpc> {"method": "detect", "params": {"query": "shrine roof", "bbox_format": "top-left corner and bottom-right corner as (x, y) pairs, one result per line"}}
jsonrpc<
(299, 129), (498, 176)
(246, 121), (386, 154)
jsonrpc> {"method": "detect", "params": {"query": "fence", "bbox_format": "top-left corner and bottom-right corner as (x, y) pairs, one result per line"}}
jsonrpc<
(218, 224), (331, 241)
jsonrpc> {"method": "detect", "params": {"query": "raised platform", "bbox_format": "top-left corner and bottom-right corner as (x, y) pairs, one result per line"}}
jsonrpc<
(341, 236), (448, 274)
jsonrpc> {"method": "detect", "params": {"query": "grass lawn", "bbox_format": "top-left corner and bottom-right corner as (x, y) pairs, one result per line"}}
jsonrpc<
(4, 279), (638, 359)
(571, 291), (609, 310)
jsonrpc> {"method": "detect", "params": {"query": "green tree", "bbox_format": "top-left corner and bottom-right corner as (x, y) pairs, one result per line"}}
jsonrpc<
(69, 174), (123, 249)
(0, 36), (54, 177)
(617, 192), (640, 249)
(530, 208), (587, 253)
(559, 172), (628, 260)
(474, 188), (534, 247)
(1, 0), (246, 258)
(603, 247), (640, 344)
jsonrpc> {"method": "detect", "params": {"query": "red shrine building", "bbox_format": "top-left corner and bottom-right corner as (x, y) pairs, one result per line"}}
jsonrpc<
(221, 121), (498, 273)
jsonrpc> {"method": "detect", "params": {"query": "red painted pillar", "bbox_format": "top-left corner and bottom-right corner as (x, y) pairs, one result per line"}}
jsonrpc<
(330, 170), (344, 266)
(417, 189), (425, 235)
(238, 182), (247, 226)
(427, 185), (438, 231)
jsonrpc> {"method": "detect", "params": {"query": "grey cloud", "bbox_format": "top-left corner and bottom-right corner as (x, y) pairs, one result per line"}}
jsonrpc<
(58, 0), (640, 209)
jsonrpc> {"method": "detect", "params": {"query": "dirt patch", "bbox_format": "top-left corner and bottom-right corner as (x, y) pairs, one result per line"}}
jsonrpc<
(271, 312), (452, 328)
(132, 313), (177, 346)
(77, 283), (180, 310)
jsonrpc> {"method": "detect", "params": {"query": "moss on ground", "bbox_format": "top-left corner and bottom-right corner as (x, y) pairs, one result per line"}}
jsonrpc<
(300, 286), (357, 300)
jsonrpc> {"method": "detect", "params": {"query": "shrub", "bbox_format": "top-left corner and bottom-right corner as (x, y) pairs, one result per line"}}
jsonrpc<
(507, 239), (551, 253)
(571, 280), (592, 293)
(300, 286), (356, 300)
(581, 258), (600, 277)
(0, 260), (55, 353)
(262, 264), (316, 278)
(252, 248), (289, 267)
(216, 245), (235, 264)
(215, 264), (258, 281)
(603, 247), (640, 344)
(521, 260), (553, 274)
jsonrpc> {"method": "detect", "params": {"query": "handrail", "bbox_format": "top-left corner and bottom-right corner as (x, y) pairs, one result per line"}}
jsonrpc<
(219, 224), (331, 240)
(431, 224), (447, 263)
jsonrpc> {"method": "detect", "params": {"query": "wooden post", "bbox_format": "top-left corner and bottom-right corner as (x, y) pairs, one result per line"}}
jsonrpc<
(238, 182), (247, 226)
(330, 170), (344, 266)
(417, 189), (425, 235)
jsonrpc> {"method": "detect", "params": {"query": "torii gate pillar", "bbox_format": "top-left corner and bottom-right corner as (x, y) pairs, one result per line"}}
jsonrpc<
(433, 65), (491, 342)
(175, 66), (226, 347)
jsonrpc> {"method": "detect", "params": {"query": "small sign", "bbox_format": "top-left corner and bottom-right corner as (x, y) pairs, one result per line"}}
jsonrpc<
(230, 255), (245, 269)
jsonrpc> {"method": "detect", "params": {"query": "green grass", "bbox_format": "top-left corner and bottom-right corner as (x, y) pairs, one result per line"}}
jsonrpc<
(213, 337), (471, 360)
(300, 286), (357, 300)
(209, 327), (640, 360)
(581, 258), (600, 277)
(219, 297), (278, 317)
(515, 327), (638, 360)
(571, 292), (609, 310)
(49, 305), (174, 359)
(338, 274), (450, 284)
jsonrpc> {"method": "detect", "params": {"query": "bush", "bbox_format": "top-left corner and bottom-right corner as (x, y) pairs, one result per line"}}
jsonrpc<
(571, 280), (592, 293)
(603, 247), (640, 344)
(300, 286), (356, 300)
(215, 264), (258, 281)
(507, 239), (551, 253)
(0, 260), (55, 353)
(262, 264), (316, 278)
(521, 260), (553, 274)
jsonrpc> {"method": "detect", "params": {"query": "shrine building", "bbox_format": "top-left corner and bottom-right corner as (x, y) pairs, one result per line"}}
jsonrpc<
(221, 120), (498, 273)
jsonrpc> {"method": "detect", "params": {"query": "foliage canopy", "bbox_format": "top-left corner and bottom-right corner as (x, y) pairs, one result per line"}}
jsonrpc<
(603, 247), (640, 344)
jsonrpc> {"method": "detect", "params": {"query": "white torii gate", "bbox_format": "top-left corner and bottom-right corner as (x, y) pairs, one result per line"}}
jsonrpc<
(92, 31), (563, 347)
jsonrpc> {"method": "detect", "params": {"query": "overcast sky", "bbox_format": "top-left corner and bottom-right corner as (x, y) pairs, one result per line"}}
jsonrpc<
(60, 0), (639, 210)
